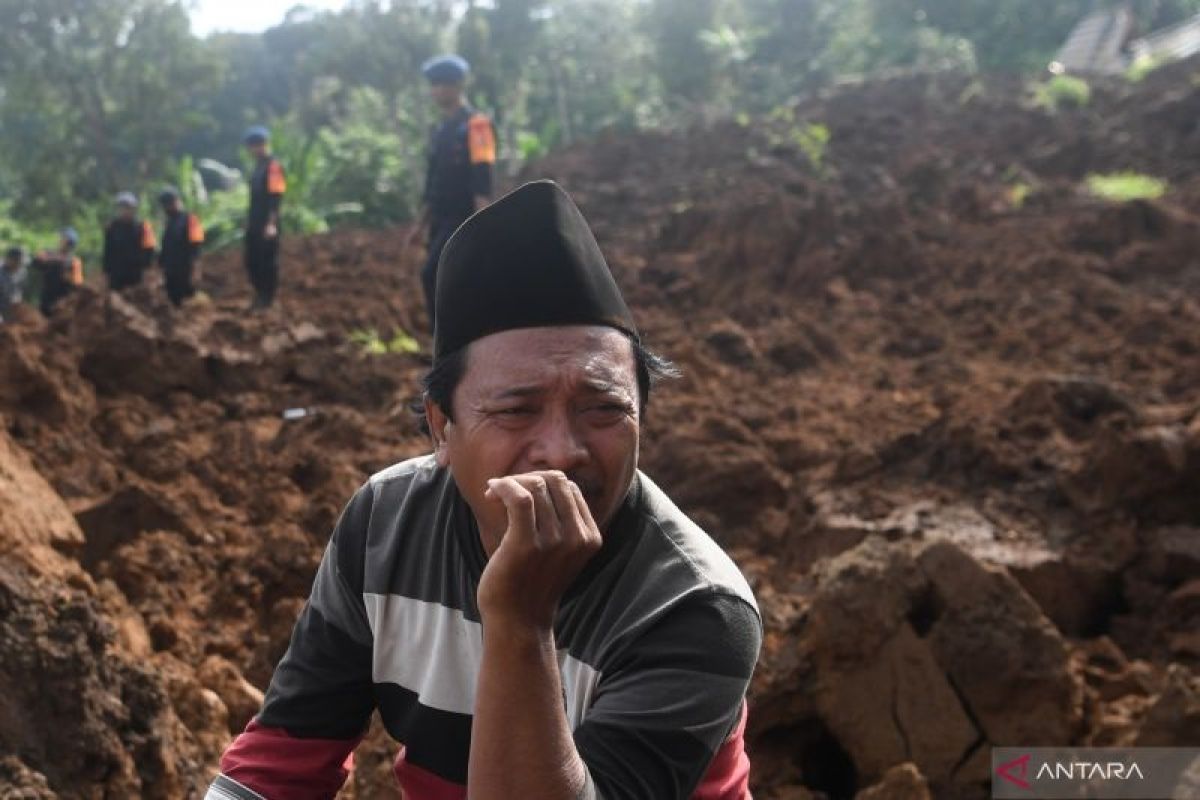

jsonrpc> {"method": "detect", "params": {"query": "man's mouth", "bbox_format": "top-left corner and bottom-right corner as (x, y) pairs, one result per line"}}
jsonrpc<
(566, 475), (605, 512)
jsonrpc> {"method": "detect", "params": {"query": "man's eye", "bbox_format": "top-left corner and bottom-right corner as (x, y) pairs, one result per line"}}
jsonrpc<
(496, 407), (534, 416)
(586, 403), (630, 416)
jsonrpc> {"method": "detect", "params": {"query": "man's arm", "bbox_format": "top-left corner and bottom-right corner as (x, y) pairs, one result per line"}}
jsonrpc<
(205, 484), (377, 800)
(472, 472), (761, 800)
(468, 473), (599, 800)
(101, 226), (114, 277)
(468, 114), (495, 213)
(140, 221), (157, 270)
(264, 160), (286, 238)
(405, 207), (430, 252)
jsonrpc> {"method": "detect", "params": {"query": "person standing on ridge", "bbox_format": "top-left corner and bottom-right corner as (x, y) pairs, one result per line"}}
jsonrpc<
(158, 187), (205, 308)
(32, 228), (83, 316)
(407, 54), (496, 330)
(101, 192), (156, 292)
(0, 246), (27, 322)
(243, 125), (286, 310)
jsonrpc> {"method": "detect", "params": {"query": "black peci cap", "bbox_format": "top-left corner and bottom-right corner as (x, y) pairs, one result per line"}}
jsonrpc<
(433, 180), (636, 359)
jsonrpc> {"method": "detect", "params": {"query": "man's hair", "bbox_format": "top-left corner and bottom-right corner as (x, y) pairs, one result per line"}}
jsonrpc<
(415, 331), (680, 433)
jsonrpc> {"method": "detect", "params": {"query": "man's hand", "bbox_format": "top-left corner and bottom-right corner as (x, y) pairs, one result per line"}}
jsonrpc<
(478, 471), (602, 631)
(400, 225), (423, 263)
(470, 471), (595, 800)
(264, 221), (278, 240)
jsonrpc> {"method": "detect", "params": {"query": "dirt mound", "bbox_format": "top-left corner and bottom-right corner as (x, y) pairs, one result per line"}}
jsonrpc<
(3, 64), (1200, 798)
(751, 537), (1084, 797)
(0, 429), (223, 798)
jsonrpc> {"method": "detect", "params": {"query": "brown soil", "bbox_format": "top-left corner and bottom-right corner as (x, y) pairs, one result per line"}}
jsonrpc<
(3, 65), (1200, 798)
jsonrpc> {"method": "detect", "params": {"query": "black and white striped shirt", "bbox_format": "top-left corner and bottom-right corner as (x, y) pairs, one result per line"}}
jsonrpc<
(208, 455), (761, 800)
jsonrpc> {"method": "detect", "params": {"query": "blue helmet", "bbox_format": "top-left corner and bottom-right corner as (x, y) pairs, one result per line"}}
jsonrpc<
(61, 227), (79, 247)
(114, 191), (138, 208)
(421, 54), (470, 85)
(243, 125), (271, 145)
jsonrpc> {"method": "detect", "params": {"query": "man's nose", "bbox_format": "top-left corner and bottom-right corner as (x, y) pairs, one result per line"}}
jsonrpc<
(528, 412), (590, 472)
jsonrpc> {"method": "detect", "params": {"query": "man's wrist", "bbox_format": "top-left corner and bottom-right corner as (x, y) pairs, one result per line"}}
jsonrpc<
(481, 613), (556, 653)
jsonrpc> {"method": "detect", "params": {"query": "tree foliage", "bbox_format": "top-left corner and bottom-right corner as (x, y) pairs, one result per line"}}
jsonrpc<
(0, 0), (217, 221)
(4, 0), (1200, 245)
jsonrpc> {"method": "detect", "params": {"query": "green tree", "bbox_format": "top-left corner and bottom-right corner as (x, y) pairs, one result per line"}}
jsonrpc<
(646, 0), (724, 106)
(523, 0), (660, 147)
(0, 0), (218, 223)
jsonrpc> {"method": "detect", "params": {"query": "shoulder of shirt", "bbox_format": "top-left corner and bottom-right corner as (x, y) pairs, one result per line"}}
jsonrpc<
(331, 454), (442, 589)
(627, 471), (759, 614)
(365, 453), (439, 490)
(357, 453), (448, 514)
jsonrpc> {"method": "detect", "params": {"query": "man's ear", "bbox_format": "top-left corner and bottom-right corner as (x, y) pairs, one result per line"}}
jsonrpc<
(424, 396), (452, 467)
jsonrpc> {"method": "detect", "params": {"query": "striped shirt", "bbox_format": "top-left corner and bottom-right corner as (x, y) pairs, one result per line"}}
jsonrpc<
(206, 456), (761, 800)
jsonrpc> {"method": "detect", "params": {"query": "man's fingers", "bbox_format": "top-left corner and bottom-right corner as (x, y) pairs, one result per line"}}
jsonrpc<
(522, 476), (561, 548)
(569, 482), (602, 547)
(546, 473), (587, 544)
(485, 478), (536, 542)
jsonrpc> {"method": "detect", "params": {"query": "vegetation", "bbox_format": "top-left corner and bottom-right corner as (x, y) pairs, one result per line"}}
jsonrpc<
(1086, 172), (1169, 202)
(349, 328), (422, 356)
(1008, 182), (1033, 209)
(1126, 53), (1171, 82)
(3, 0), (1200, 266)
(1033, 74), (1092, 112)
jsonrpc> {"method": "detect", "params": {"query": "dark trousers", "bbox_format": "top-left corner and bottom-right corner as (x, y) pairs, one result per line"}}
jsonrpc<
(421, 216), (465, 331)
(39, 270), (71, 316)
(164, 263), (195, 307)
(245, 233), (280, 307)
(106, 267), (143, 291)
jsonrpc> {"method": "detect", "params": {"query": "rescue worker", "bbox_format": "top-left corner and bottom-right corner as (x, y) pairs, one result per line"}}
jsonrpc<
(407, 54), (496, 329)
(31, 228), (83, 316)
(243, 125), (286, 310)
(101, 192), (156, 291)
(158, 188), (205, 307)
(205, 182), (760, 800)
(0, 246), (27, 322)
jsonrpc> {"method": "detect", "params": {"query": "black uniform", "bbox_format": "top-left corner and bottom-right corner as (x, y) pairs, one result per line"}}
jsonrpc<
(421, 104), (495, 328)
(102, 218), (156, 290)
(32, 252), (82, 316)
(160, 209), (204, 306)
(245, 155), (286, 307)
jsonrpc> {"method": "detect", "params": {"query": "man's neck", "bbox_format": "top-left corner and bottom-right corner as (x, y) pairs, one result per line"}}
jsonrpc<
(441, 101), (467, 120)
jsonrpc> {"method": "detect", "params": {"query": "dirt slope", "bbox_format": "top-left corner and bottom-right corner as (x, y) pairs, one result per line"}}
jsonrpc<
(2, 66), (1200, 798)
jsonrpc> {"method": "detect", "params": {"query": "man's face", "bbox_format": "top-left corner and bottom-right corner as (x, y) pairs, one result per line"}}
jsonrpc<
(246, 142), (267, 159)
(430, 81), (463, 112)
(117, 205), (135, 221)
(3, 256), (18, 271)
(430, 326), (641, 546)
